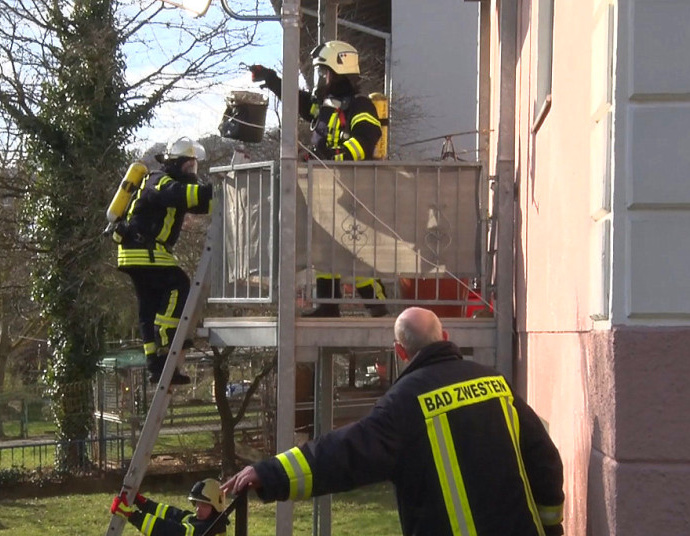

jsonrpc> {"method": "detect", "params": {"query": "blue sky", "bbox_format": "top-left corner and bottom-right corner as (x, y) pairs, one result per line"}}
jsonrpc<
(127, 0), (284, 152)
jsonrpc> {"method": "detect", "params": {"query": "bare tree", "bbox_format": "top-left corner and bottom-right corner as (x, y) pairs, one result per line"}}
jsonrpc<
(0, 0), (259, 467)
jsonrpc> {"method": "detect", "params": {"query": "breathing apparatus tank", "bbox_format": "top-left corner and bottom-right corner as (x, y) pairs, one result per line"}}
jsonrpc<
(104, 161), (148, 235)
(369, 92), (389, 160)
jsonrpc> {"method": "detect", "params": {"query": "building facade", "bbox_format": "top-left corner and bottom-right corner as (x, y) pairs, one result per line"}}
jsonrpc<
(495, 0), (690, 533)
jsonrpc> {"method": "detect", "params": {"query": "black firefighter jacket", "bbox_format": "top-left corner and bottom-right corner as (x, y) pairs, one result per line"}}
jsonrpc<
(126, 497), (228, 536)
(263, 75), (382, 161)
(301, 91), (382, 161)
(116, 170), (212, 269)
(254, 341), (565, 536)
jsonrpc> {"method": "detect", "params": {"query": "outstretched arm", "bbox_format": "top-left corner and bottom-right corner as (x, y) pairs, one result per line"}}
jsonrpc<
(249, 65), (313, 121)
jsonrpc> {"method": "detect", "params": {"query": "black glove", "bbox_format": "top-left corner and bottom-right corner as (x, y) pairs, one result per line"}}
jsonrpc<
(249, 65), (278, 88)
(310, 144), (339, 161)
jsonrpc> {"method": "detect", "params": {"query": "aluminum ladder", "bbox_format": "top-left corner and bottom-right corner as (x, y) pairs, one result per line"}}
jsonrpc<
(104, 205), (238, 535)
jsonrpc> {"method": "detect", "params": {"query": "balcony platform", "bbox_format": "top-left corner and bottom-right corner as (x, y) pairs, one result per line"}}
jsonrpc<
(200, 316), (496, 363)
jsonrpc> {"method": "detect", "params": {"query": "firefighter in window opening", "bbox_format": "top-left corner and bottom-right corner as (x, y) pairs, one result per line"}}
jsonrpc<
(113, 137), (212, 385)
(110, 479), (229, 536)
(248, 40), (388, 318)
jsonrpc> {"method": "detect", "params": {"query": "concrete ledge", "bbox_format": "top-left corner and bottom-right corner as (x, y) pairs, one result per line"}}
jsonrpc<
(202, 316), (496, 351)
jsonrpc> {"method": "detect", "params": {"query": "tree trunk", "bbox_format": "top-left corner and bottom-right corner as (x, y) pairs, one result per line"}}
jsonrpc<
(0, 300), (9, 438)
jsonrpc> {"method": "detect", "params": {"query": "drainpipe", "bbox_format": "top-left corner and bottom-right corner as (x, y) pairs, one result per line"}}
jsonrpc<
(495, 0), (517, 380)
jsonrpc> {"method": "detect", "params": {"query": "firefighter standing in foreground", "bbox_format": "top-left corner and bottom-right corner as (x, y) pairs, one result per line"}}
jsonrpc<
(248, 40), (388, 318)
(114, 137), (212, 385)
(110, 479), (229, 536)
(223, 307), (565, 536)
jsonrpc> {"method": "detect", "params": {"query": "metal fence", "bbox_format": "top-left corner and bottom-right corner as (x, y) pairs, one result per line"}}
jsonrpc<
(0, 436), (127, 476)
(209, 160), (493, 315)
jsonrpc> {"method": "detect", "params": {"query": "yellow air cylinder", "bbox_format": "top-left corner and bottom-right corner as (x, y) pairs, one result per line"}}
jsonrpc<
(369, 92), (389, 160)
(106, 162), (148, 223)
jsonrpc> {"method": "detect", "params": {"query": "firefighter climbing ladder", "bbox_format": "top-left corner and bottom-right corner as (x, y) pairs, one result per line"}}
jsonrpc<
(105, 204), (222, 536)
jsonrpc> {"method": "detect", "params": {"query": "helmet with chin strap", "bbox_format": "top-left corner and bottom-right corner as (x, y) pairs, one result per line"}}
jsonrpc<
(310, 41), (360, 101)
(188, 478), (224, 513)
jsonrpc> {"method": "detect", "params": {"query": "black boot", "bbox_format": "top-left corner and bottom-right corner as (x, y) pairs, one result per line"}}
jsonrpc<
(147, 352), (191, 385)
(356, 279), (389, 317)
(302, 277), (341, 318)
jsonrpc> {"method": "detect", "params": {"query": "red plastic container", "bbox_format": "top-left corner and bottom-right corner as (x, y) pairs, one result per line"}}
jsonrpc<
(398, 277), (469, 318)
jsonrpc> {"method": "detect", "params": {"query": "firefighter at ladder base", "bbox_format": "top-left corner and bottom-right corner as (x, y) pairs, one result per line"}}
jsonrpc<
(222, 307), (565, 536)
(110, 479), (229, 535)
(113, 137), (212, 385)
(246, 40), (388, 318)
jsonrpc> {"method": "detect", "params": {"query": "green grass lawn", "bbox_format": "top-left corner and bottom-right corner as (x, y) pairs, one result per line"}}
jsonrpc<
(1, 420), (55, 440)
(0, 482), (400, 535)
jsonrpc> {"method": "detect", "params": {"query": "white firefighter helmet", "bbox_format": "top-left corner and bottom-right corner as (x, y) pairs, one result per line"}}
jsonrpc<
(311, 40), (360, 76)
(188, 478), (224, 512)
(156, 136), (206, 163)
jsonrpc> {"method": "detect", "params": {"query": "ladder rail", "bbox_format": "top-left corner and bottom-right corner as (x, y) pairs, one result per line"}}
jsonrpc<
(105, 203), (221, 536)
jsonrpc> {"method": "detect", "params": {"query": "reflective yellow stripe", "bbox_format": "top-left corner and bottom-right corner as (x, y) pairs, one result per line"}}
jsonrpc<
(117, 245), (178, 267)
(141, 513), (156, 536)
(343, 138), (365, 160)
(499, 397), (545, 536)
(350, 111), (381, 129)
(418, 376), (510, 418)
(156, 207), (176, 243)
(155, 314), (179, 328)
(426, 413), (476, 536)
(327, 111), (340, 147)
(163, 289), (179, 323)
(156, 289), (179, 347)
(127, 175), (148, 216)
(310, 103), (320, 117)
(315, 273), (341, 279)
(537, 503), (564, 526)
(355, 277), (386, 299)
(182, 514), (195, 536)
(276, 447), (313, 500)
(186, 184), (199, 207)
(334, 152), (344, 161)
(155, 503), (168, 517)
(143, 342), (157, 355)
(419, 376), (516, 535)
(156, 176), (173, 190)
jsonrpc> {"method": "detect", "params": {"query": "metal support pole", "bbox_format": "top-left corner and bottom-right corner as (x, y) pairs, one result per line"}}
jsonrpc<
(495, 0), (517, 380)
(275, 0), (300, 534)
(312, 349), (334, 536)
(478, 1), (491, 173)
(318, 0), (338, 41)
(478, 0), (492, 323)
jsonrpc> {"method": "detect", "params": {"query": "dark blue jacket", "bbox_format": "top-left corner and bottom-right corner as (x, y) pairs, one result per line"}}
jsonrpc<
(255, 341), (565, 536)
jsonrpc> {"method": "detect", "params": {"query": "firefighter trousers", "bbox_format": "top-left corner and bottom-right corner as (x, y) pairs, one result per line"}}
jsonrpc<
(121, 265), (190, 357)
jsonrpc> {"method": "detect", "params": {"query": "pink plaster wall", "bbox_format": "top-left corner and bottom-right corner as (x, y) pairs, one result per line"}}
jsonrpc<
(517, 327), (690, 535)
(515, 331), (597, 535)
(587, 327), (690, 534)
(512, 1), (601, 529)
(507, 0), (690, 534)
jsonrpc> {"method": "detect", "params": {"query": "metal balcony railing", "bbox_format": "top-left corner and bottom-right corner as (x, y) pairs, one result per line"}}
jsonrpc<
(209, 161), (277, 304)
(209, 160), (493, 316)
